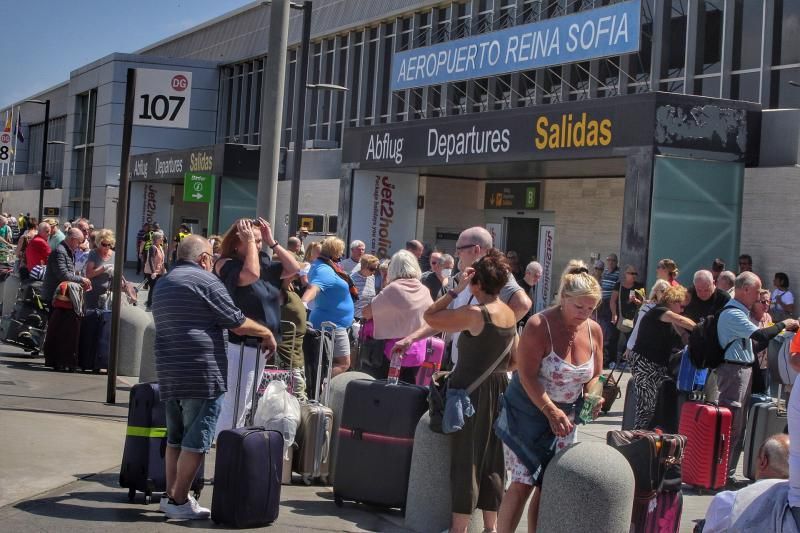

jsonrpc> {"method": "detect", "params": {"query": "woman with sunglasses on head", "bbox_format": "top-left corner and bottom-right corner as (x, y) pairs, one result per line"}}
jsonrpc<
(656, 258), (680, 287)
(628, 285), (695, 430)
(213, 218), (300, 435)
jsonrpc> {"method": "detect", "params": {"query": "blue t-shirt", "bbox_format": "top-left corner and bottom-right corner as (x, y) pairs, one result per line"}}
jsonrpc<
(308, 259), (355, 328)
(717, 299), (758, 364)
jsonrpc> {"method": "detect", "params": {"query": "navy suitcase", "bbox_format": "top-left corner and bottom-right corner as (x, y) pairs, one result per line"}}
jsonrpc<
(119, 382), (203, 503)
(650, 378), (680, 433)
(333, 380), (428, 510)
(211, 427), (284, 527)
(211, 340), (284, 527)
(78, 308), (111, 371)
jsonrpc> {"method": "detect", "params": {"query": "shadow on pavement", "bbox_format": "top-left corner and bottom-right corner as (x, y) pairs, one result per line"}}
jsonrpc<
(281, 492), (405, 532)
(0, 406), (129, 420)
(14, 491), (166, 524)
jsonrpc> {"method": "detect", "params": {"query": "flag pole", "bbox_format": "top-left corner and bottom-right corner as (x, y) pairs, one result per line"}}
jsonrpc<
(12, 106), (19, 175)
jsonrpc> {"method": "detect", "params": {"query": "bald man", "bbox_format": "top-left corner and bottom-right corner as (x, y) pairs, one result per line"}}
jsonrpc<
(395, 226), (531, 365)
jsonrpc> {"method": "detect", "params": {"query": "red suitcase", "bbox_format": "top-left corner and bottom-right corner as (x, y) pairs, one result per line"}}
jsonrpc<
(678, 402), (732, 490)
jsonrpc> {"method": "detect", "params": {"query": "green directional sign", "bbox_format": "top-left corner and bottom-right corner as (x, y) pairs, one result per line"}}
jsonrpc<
(183, 172), (214, 203)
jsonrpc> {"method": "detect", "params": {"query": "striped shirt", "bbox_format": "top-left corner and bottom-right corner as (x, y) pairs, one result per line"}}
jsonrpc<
(152, 261), (245, 400)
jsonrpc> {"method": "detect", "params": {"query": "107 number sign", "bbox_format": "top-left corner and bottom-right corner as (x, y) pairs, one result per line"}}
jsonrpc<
(138, 94), (185, 121)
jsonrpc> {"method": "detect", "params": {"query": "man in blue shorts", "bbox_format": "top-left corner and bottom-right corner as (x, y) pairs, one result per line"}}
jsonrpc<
(152, 235), (276, 520)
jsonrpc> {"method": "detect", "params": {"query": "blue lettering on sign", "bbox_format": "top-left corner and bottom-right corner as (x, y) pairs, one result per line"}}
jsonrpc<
(390, 0), (640, 91)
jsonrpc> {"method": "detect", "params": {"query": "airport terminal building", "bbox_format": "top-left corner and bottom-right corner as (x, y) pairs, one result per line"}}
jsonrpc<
(2, 0), (800, 299)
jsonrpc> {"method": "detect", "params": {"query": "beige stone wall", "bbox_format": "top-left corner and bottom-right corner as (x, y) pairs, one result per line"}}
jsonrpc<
(419, 176), (626, 280)
(542, 178), (626, 279)
(421, 176), (486, 253)
(741, 166), (800, 294)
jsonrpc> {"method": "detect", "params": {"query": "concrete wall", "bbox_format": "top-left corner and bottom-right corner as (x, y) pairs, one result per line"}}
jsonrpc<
(420, 177), (486, 254)
(0, 189), (63, 219)
(542, 178), (626, 280)
(741, 166), (800, 293)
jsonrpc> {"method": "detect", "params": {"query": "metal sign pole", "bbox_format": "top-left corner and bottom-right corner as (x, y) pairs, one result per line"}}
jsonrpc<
(107, 68), (136, 404)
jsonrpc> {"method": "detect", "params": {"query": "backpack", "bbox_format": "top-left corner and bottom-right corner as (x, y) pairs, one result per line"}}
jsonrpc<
(687, 306), (738, 369)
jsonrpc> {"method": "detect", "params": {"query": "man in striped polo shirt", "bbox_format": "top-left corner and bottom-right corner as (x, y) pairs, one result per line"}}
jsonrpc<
(152, 234), (276, 520)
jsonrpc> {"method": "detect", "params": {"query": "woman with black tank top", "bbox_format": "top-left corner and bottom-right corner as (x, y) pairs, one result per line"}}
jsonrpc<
(213, 218), (299, 436)
(423, 248), (517, 533)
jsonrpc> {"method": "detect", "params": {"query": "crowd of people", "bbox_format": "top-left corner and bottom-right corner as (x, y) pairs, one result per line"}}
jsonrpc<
(6, 207), (799, 529)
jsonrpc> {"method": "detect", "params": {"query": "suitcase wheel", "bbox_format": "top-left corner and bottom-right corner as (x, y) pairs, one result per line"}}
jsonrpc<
(334, 495), (344, 508)
(127, 488), (136, 502)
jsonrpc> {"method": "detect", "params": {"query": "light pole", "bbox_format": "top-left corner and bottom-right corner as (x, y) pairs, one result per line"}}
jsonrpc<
(287, 79), (349, 237)
(24, 99), (50, 221)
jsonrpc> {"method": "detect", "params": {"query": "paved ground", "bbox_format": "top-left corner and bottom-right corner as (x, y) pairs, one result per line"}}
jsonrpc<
(0, 342), (723, 532)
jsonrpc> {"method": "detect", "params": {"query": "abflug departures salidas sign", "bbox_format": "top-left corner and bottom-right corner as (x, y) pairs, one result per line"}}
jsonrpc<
(390, 0), (641, 91)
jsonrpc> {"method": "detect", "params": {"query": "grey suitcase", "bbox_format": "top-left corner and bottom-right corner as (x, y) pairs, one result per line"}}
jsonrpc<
(294, 321), (335, 485)
(743, 393), (789, 480)
(622, 379), (637, 430)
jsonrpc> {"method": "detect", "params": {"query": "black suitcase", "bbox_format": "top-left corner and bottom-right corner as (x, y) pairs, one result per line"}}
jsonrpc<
(119, 382), (203, 503)
(649, 378), (679, 433)
(333, 380), (427, 510)
(211, 340), (284, 527)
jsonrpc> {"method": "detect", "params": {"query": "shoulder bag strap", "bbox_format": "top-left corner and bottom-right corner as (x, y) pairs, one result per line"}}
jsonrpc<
(466, 335), (515, 395)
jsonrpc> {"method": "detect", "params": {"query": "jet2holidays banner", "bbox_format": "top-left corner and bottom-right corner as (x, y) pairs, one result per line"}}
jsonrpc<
(391, 0), (640, 90)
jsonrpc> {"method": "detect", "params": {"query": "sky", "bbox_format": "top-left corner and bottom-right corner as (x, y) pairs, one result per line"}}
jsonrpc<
(0, 0), (254, 109)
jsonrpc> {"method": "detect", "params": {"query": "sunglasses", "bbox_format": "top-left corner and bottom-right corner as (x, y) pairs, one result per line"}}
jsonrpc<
(759, 300), (770, 305)
(100, 242), (113, 247)
(627, 271), (638, 276)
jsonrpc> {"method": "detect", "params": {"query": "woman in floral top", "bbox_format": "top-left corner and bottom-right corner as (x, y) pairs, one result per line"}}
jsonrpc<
(750, 289), (773, 394)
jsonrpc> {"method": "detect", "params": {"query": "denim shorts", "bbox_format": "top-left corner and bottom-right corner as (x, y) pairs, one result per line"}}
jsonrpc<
(165, 394), (225, 453)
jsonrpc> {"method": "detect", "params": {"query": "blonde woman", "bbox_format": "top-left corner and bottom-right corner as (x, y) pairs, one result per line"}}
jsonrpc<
(144, 232), (166, 309)
(301, 236), (355, 377)
(625, 279), (672, 355)
(496, 260), (604, 533)
(629, 285), (696, 429)
(84, 228), (116, 309)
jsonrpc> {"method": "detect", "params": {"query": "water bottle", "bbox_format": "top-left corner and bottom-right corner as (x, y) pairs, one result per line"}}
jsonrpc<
(387, 351), (402, 385)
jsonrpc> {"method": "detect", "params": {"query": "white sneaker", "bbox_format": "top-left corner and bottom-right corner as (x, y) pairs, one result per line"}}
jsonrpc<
(158, 496), (168, 513)
(163, 496), (210, 520)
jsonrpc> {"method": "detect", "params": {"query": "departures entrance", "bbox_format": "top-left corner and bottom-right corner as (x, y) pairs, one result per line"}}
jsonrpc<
(341, 92), (760, 306)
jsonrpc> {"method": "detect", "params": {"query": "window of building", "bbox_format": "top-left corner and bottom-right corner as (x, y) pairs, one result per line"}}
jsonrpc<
(698, 0), (723, 75)
(730, 72), (760, 102)
(696, 75), (721, 97)
(72, 89), (96, 218)
(664, 0), (688, 80)
(731, 0), (762, 71)
(27, 116), (66, 187)
(773, 0), (800, 66)
(627, 0), (653, 88)
(770, 67), (800, 108)
(220, 58), (265, 146)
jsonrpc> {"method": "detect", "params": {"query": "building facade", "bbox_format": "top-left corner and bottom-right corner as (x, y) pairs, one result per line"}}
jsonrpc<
(2, 0), (799, 293)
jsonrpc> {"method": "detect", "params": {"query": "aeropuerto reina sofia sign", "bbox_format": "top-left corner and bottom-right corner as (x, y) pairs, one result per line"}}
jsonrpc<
(390, 0), (640, 91)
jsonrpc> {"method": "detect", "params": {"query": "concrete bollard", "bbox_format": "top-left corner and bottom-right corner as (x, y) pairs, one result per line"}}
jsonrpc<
(136, 313), (158, 382)
(538, 441), (634, 533)
(327, 371), (374, 485)
(404, 412), (482, 533)
(118, 302), (154, 378)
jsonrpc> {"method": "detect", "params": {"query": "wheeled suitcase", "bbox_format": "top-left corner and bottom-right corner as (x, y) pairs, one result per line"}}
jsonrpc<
(622, 378), (637, 430)
(650, 378), (679, 433)
(630, 490), (682, 533)
(212, 339), (284, 527)
(679, 402), (732, 490)
(601, 361), (625, 414)
(743, 394), (789, 480)
(78, 308), (111, 371)
(333, 379), (428, 510)
(294, 321), (335, 484)
(119, 382), (203, 504)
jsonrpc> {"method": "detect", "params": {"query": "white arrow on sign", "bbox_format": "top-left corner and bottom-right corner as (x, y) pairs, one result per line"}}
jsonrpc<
(192, 192), (203, 199)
